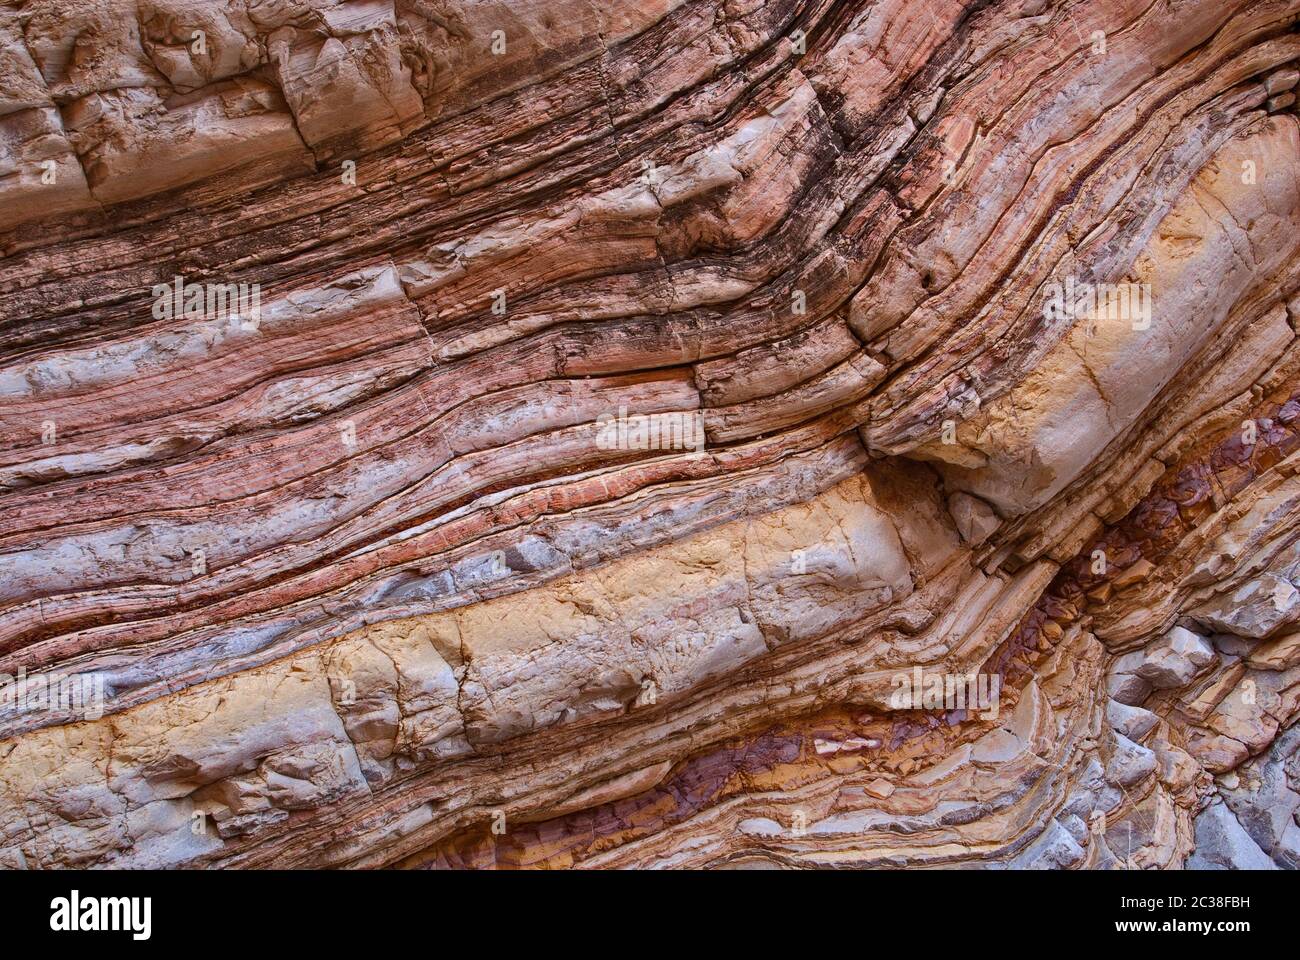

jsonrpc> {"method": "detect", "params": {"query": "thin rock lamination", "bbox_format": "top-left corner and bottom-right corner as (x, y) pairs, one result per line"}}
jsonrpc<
(1, 0), (1299, 869)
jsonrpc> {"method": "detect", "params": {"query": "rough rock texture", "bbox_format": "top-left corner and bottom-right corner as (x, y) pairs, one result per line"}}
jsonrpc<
(1, 0), (1299, 870)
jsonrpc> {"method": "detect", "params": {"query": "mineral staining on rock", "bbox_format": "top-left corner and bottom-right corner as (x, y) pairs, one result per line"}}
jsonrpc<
(1, 0), (1299, 869)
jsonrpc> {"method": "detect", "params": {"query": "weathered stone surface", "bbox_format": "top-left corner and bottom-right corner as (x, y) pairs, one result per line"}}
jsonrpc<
(947, 490), (1001, 547)
(1193, 573), (1300, 639)
(1186, 800), (1278, 870)
(1218, 724), (1300, 868)
(1106, 732), (1158, 789)
(1107, 651), (1153, 707)
(2, 0), (1300, 871)
(1107, 699), (1160, 741)
(1137, 626), (1216, 689)
(1249, 630), (1300, 670)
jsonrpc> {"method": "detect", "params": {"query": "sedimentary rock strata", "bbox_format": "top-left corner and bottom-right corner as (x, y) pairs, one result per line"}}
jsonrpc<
(1, 0), (1299, 869)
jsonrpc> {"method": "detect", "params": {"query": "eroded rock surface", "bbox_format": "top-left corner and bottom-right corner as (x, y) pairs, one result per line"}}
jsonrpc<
(1, 0), (1299, 869)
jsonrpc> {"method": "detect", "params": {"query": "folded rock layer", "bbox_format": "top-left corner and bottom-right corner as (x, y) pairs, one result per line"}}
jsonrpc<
(1, 0), (1299, 870)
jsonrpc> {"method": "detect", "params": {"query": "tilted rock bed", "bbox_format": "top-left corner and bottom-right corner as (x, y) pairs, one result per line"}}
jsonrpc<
(0, 0), (1298, 869)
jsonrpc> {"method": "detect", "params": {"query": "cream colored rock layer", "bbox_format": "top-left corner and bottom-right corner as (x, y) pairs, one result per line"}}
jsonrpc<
(0, 474), (910, 868)
(916, 116), (1300, 516)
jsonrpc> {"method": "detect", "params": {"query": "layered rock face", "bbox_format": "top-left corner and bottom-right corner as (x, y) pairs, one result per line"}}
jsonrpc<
(1, 0), (1299, 870)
